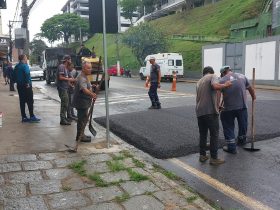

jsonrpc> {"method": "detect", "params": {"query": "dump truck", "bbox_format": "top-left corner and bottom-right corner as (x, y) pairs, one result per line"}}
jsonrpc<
(41, 47), (108, 90)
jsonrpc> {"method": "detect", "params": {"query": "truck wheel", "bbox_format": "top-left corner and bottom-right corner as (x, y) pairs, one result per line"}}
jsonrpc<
(140, 73), (144, 80)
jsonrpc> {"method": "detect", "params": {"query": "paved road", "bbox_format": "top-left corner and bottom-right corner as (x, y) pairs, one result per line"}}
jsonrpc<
(35, 77), (280, 209)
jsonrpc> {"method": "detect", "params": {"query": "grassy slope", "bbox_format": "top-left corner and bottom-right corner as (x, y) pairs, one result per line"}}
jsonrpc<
(85, 0), (263, 74)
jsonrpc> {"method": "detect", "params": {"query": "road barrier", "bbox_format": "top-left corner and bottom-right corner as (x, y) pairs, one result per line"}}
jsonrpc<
(171, 71), (177, 91)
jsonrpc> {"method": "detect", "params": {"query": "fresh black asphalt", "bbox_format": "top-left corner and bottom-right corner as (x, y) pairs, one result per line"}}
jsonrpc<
(94, 100), (280, 159)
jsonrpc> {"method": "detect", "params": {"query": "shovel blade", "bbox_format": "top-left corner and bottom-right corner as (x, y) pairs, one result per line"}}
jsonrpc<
(65, 144), (78, 153)
(243, 147), (260, 152)
(89, 124), (97, 137)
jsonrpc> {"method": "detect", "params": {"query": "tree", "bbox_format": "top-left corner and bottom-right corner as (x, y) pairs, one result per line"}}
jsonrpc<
(120, 0), (141, 25)
(40, 13), (89, 45)
(29, 38), (48, 65)
(122, 23), (168, 65)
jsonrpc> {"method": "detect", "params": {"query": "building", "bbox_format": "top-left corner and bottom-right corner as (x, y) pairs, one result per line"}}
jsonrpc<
(61, 0), (139, 33)
(0, 10), (9, 61)
(61, 0), (89, 19)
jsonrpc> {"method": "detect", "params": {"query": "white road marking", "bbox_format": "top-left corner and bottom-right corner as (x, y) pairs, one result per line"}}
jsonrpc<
(170, 158), (273, 210)
(95, 94), (194, 105)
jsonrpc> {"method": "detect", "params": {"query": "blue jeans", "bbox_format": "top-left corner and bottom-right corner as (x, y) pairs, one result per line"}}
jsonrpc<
(220, 108), (248, 144)
(148, 82), (160, 106)
(197, 114), (219, 159)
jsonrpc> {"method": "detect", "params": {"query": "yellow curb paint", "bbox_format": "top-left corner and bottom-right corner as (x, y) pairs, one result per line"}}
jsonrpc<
(170, 158), (273, 210)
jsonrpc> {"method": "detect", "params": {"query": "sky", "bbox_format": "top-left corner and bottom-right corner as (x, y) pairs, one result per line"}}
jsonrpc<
(1, 0), (68, 43)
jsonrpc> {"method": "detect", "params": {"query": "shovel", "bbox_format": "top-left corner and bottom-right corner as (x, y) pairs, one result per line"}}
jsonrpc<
(244, 68), (260, 152)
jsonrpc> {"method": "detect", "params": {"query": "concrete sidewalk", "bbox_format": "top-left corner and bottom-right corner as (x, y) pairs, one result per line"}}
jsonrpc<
(0, 79), (215, 209)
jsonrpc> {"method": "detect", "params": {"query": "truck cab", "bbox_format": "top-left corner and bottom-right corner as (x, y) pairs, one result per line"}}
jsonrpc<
(42, 47), (108, 90)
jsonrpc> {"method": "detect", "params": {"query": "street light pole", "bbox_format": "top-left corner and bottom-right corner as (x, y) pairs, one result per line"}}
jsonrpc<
(102, 0), (110, 149)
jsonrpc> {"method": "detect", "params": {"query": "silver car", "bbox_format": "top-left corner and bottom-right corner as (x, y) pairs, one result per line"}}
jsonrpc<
(30, 66), (44, 80)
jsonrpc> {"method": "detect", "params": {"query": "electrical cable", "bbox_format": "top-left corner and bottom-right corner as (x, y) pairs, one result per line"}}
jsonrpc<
(11, 0), (21, 28)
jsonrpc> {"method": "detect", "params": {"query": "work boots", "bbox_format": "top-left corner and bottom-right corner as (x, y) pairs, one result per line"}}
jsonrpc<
(210, 158), (225, 166)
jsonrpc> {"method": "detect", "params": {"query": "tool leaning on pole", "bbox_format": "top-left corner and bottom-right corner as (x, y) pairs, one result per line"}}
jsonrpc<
(244, 68), (260, 152)
(65, 56), (103, 153)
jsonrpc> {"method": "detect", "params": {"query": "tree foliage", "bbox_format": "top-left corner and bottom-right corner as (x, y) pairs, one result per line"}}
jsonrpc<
(40, 13), (89, 44)
(122, 23), (168, 65)
(29, 38), (48, 65)
(120, 0), (141, 25)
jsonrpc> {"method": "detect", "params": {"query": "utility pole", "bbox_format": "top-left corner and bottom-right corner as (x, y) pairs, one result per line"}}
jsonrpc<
(8, 21), (12, 62)
(21, 0), (37, 56)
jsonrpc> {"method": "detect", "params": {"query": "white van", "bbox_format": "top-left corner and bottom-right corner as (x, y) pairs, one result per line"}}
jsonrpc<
(139, 53), (184, 81)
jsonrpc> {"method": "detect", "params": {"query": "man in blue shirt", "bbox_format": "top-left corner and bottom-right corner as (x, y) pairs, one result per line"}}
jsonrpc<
(14, 54), (40, 122)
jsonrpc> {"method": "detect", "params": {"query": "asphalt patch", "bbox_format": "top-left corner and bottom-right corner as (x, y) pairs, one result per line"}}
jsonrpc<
(94, 100), (280, 159)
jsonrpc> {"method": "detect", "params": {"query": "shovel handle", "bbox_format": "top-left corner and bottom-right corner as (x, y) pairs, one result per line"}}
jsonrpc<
(251, 68), (255, 148)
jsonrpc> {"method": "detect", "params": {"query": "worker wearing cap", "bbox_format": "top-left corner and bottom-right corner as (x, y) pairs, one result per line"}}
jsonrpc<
(146, 56), (161, 109)
(57, 55), (76, 125)
(196, 66), (231, 165)
(219, 66), (256, 154)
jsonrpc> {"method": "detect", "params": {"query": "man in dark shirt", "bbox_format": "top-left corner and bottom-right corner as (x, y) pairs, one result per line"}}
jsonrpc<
(7, 62), (15, 91)
(146, 56), (161, 109)
(219, 66), (256, 154)
(57, 55), (76, 125)
(77, 44), (91, 57)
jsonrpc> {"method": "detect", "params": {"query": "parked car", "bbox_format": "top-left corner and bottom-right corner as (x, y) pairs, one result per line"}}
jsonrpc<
(107, 65), (124, 76)
(139, 66), (146, 80)
(30, 66), (44, 80)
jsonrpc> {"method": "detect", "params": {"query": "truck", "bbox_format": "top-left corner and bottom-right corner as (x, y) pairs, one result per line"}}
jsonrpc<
(139, 53), (184, 81)
(41, 47), (107, 90)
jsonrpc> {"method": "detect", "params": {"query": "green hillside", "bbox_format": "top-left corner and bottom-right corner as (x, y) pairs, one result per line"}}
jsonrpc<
(85, 0), (264, 76)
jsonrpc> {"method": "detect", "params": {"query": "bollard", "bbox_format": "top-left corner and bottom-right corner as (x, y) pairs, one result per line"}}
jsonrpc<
(145, 76), (150, 88)
(171, 71), (177, 91)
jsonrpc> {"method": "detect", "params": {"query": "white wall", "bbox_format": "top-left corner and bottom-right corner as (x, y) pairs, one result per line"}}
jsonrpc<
(245, 41), (276, 80)
(203, 48), (223, 76)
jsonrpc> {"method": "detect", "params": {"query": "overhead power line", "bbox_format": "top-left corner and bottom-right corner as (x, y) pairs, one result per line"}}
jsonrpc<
(11, 0), (21, 27)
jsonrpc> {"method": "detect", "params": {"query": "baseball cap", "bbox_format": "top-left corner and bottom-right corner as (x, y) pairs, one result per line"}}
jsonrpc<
(149, 56), (156, 60)
(62, 55), (71, 61)
(220, 65), (230, 74)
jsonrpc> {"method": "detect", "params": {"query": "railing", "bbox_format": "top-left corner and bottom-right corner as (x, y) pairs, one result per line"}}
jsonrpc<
(160, 0), (185, 10)
(262, 0), (272, 13)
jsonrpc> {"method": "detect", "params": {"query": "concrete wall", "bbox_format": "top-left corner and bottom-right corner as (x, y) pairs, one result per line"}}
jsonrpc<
(203, 36), (280, 86)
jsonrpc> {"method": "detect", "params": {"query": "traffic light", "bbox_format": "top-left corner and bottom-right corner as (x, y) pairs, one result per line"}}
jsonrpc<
(0, 0), (7, 9)
(89, 0), (119, 34)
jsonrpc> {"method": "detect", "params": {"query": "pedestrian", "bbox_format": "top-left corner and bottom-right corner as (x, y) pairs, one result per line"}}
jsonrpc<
(146, 56), (161, 109)
(91, 46), (96, 58)
(196, 66), (232, 165)
(7, 62), (15, 91)
(57, 55), (76, 125)
(72, 61), (97, 143)
(67, 62), (78, 121)
(3, 60), (9, 85)
(77, 44), (92, 57)
(13, 54), (41, 122)
(219, 66), (256, 154)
